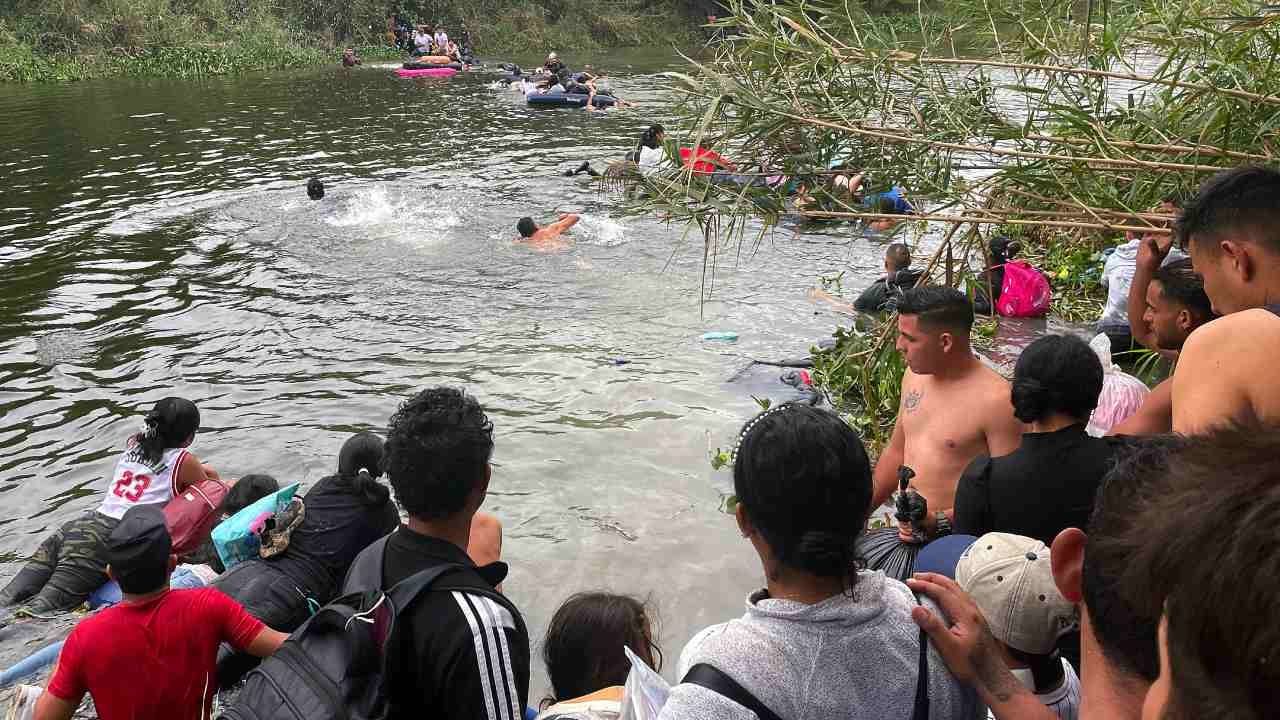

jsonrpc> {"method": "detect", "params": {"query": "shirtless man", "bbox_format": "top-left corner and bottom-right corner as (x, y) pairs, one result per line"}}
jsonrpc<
(871, 286), (1023, 540)
(516, 213), (579, 245)
(1109, 239), (1213, 435)
(1171, 166), (1280, 434)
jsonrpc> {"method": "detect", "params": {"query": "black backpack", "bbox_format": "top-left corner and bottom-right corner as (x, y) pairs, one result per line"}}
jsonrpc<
(220, 537), (477, 720)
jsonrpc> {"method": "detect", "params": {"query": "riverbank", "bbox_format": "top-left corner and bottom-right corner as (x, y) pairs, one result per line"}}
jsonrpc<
(0, 0), (701, 82)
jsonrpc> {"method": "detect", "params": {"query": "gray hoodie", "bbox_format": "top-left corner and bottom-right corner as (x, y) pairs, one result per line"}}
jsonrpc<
(659, 571), (984, 720)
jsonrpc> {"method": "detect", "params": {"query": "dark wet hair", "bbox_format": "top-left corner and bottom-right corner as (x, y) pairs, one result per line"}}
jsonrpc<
(1082, 435), (1178, 684)
(222, 474), (279, 516)
(885, 243), (911, 272)
(1153, 257), (1214, 324)
(897, 286), (975, 334)
(733, 403), (872, 589)
(517, 217), (537, 238)
(637, 124), (665, 152)
(132, 397), (200, 467)
(335, 431), (390, 505)
(1010, 334), (1103, 423)
(542, 592), (662, 706)
(989, 236), (1020, 264)
(1160, 193), (1183, 208)
(1176, 165), (1280, 254)
(307, 177), (324, 200)
(1114, 426), (1280, 718)
(384, 387), (494, 521)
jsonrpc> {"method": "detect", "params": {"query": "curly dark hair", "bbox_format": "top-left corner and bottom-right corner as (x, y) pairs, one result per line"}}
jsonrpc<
(384, 387), (494, 521)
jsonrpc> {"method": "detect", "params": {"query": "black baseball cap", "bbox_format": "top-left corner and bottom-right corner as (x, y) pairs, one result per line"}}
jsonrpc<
(107, 505), (172, 594)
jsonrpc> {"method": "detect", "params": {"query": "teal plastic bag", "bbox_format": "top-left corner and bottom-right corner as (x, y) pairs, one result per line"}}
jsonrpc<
(211, 483), (300, 570)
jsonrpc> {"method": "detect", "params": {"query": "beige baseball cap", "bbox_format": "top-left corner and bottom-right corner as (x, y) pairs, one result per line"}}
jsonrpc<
(956, 532), (1079, 655)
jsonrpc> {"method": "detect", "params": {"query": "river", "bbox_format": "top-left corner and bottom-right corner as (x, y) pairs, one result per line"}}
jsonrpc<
(0, 47), (1006, 697)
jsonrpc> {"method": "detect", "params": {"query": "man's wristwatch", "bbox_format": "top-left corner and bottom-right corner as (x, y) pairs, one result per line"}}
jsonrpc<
(933, 511), (953, 539)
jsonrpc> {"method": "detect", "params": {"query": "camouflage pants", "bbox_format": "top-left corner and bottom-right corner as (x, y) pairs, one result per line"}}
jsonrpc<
(0, 511), (119, 613)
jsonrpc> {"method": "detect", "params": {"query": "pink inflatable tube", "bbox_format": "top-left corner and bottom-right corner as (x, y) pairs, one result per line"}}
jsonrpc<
(395, 67), (458, 78)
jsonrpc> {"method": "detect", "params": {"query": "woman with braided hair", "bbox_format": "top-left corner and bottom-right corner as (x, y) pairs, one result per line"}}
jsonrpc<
(659, 402), (980, 720)
(954, 334), (1121, 547)
(0, 397), (216, 613)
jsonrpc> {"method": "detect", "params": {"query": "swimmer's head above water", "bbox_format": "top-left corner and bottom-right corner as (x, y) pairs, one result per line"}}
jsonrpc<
(307, 177), (324, 200)
(517, 216), (538, 238)
(885, 243), (911, 273)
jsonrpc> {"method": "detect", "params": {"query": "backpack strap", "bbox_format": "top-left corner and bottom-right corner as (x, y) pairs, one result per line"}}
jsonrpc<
(343, 535), (392, 593)
(682, 664), (784, 720)
(386, 563), (469, 611)
(911, 593), (930, 720)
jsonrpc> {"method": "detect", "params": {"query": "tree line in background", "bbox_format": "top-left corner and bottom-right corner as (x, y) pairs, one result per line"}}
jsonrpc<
(0, 0), (714, 80)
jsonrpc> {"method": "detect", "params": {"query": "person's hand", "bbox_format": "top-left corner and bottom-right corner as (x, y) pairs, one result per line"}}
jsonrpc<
(907, 573), (1010, 686)
(1136, 232), (1172, 272)
(909, 573), (1052, 716)
(898, 509), (933, 543)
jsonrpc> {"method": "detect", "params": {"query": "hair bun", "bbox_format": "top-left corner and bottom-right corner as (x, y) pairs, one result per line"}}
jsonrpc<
(1012, 376), (1052, 423)
(789, 530), (855, 576)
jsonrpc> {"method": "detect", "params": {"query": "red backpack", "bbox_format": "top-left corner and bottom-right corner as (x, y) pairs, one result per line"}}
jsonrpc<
(996, 260), (1052, 318)
(164, 478), (229, 556)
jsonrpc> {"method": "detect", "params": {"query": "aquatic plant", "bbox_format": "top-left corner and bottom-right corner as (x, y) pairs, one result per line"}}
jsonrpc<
(623, 0), (1280, 446)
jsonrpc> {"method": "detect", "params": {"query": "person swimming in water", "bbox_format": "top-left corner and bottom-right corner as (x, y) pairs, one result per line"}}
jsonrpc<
(341, 48), (360, 67)
(517, 214), (579, 244)
(307, 178), (324, 200)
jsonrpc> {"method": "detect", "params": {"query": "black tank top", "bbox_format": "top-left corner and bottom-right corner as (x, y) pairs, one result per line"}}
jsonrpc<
(1267, 303), (1280, 317)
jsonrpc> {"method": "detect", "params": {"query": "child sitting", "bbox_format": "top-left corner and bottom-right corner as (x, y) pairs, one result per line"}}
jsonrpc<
(953, 532), (1081, 719)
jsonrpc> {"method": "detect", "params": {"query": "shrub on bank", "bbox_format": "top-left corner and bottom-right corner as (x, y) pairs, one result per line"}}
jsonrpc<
(0, 0), (702, 81)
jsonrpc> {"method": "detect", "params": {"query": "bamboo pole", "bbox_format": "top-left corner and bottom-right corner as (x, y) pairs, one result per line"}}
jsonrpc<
(822, 48), (1280, 107)
(973, 206), (1171, 221)
(1024, 134), (1274, 162)
(766, 109), (1230, 173)
(797, 209), (1173, 233)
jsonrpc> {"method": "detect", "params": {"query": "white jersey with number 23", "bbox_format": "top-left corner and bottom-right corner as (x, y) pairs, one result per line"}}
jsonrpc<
(98, 439), (188, 520)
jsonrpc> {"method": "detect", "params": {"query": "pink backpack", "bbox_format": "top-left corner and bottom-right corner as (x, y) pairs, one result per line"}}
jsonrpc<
(996, 260), (1052, 317)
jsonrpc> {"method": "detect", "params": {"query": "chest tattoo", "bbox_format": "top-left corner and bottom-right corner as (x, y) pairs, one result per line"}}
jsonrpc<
(905, 389), (923, 412)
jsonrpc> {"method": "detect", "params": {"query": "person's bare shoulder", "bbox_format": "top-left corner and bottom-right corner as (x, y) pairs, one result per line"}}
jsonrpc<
(973, 359), (1012, 395)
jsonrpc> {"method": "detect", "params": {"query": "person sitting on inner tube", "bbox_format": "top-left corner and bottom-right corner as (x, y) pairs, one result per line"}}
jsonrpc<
(412, 25), (432, 56)
(544, 52), (567, 76)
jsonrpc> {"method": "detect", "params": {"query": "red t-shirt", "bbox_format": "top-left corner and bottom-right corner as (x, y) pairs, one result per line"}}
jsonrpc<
(47, 588), (265, 720)
(679, 146), (729, 174)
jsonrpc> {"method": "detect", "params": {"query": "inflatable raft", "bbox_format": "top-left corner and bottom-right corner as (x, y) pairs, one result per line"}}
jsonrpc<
(527, 92), (618, 108)
(397, 67), (459, 78)
(404, 61), (463, 71)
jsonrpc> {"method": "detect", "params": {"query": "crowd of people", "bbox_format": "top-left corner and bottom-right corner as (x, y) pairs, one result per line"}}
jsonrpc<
(390, 18), (474, 65)
(501, 54), (629, 111)
(2, 166), (1279, 720)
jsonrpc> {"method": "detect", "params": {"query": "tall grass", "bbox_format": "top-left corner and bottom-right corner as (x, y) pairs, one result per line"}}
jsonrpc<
(618, 0), (1279, 439)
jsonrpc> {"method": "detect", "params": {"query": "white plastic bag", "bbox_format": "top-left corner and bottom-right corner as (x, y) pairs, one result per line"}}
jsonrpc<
(618, 646), (671, 720)
(1087, 333), (1150, 436)
(6, 684), (42, 720)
